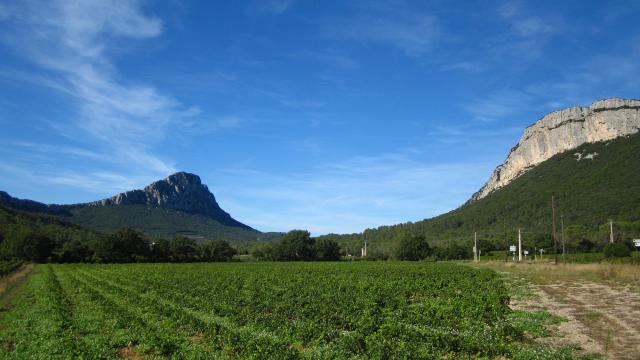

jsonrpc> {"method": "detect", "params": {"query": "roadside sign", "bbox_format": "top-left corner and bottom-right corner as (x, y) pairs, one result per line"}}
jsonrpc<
(509, 245), (516, 252)
(524, 250), (529, 255)
(634, 239), (640, 247)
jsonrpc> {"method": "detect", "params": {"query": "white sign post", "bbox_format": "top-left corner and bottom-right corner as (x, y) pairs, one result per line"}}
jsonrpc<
(509, 245), (516, 261)
(524, 250), (529, 260)
(634, 239), (640, 249)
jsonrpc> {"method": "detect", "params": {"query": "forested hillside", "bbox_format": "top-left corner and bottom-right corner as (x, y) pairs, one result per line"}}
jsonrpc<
(0, 172), (284, 242)
(323, 133), (640, 256)
(0, 206), (239, 263)
(0, 206), (100, 262)
(67, 205), (280, 242)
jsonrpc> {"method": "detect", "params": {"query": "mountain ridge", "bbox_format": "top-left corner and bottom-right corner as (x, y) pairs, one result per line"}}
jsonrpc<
(83, 171), (252, 230)
(0, 172), (274, 241)
(471, 98), (640, 201)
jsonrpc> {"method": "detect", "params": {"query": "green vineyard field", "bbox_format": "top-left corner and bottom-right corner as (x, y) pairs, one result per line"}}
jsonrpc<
(0, 262), (575, 359)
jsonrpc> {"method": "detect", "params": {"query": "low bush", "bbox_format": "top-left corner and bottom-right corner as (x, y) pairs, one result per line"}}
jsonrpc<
(603, 243), (631, 258)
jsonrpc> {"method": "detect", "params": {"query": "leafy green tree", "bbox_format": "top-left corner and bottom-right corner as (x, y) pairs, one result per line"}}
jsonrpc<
(476, 237), (493, 255)
(251, 243), (275, 261)
(274, 230), (316, 261)
(55, 239), (90, 263)
(395, 234), (430, 261)
(200, 240), (237, 262)
(564, 225), (588, 251)
(366, 248), (390, 261)
(150, 238), (172, 261)
(314, 238), (341, 261)
(23, 234), (54, 263)
(577, 239), (595, 252)
(92, 228), (150, 263)
(168, 236), (198, 262)
(433, 241), (469, 260)
(531, 233), (553, 250)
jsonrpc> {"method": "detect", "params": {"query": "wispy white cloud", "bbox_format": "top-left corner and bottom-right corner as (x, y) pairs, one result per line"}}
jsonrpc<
(464, 43), (640, 122)
(0, 0), (196, 188)
(488, 2), (561, 60)
(427, 124), (522, 144)
(464, 89), (536, 122)
(249, 0), (293, 15)
(0, 3), (12, 20)
(291, 49), (358, 70)
(46, 171), (144, 195)
(444, 2), (561, 75)
(443, 61), (485, 73)
(464, 44), (640, 130)
(180, 115), (249, 136)
(212, 152), (492, 235)
(323, 8), (441, 57)
(0, 162), (149, 198)
(523, 53), (640, 109)
(498, 2), (558, 37)
(0, 141), (173, 196)
(511, 17), (557, 37)
(9, 141), (103, 160)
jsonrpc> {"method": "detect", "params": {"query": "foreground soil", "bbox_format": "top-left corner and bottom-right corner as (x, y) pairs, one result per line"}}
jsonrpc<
(476, 261), (640, 359)
(0, 264), (33, 297)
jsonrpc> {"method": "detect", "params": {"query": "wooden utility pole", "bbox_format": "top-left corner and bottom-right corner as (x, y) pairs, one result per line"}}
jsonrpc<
(552, 195), (558, 265)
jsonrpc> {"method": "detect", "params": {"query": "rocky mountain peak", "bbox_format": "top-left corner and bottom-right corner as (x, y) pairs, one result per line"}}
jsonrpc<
(88, 172), (251, 229)
(470, 98), (640, 202)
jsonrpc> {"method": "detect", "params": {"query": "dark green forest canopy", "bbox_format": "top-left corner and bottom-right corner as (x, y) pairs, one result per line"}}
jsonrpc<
(66, 205), (281, 242)
(0, 206), (238, 263)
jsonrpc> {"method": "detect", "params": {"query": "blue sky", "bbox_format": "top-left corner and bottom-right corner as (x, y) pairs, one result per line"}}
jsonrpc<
(0, 1), (639, 235)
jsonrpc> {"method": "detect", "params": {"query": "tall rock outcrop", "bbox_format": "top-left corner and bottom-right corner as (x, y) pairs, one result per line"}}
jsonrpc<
(471, 98), (640, 201)
(88, 172), (252, 229)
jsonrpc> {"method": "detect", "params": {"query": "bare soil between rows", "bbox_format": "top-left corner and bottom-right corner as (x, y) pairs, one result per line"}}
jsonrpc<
(0, 264), (34, 298)
(511, 281), (640, 359)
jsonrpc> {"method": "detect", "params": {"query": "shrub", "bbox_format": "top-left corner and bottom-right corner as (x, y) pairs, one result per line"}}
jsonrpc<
(315, 238), (341, 261)
(273, 230), (316, 261)
(603, 243), (631, 258)
(365, 249), (390, 261)
(395, 234), (430, 261)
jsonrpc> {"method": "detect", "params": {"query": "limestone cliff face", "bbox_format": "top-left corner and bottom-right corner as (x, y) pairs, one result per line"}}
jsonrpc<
(471, 98), (640, 201)
(88, 172), (252, 229)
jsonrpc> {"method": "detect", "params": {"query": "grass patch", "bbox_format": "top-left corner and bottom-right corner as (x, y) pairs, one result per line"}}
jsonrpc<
(471, 261), (640, 291)
(509, 310), (564, 338)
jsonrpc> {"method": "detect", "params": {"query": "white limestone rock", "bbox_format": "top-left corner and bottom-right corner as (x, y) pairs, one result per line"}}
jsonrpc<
(471, 98), (640, 201)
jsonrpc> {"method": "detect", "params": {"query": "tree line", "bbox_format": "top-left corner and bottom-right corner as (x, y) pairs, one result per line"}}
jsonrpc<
(249, 230), (434, 262)
(0, 207), (240, 263)
(0, 225), (237, 263)
(251, 230), (342, 261)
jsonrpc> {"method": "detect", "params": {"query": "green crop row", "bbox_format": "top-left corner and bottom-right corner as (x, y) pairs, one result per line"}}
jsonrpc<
(0, 262), (579, 359)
